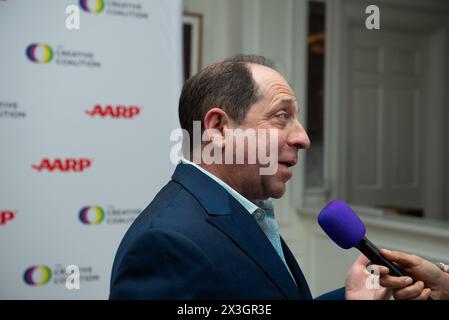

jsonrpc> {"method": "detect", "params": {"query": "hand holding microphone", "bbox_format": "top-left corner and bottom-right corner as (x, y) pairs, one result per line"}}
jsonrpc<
(318, 200), (433, 300)
(379, 249), (449, 300)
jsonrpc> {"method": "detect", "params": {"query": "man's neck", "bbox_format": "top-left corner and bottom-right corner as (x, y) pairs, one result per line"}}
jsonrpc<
(199, 163), (245, 196)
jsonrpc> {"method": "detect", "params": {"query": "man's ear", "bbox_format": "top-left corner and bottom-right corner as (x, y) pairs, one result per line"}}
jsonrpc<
(203, 107), (230, 131)
(203, 108), (230, 148)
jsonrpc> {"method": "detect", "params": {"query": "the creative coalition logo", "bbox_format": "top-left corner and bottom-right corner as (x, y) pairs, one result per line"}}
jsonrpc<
(79, 0), (104, 13)
(26, 43), (101, 68)
(85, 104), (141, 119)
(79, 206), (105, 224)
(23, 264), (100, 287)
(23, 265), (52, 286)
(0, 210), (16, 225)
(26, 44), (53, 64)
(32, 158), (93, 172)
(0, 101), (26, 119)
(79, 0), (148, 19)
(79, 205), (141, 225)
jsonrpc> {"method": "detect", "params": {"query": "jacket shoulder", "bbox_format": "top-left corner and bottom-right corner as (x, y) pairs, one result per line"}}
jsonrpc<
(109, 228), (227, 299)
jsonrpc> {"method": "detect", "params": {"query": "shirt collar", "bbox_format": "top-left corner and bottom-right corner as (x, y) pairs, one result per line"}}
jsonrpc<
(180, 158), (260, 215)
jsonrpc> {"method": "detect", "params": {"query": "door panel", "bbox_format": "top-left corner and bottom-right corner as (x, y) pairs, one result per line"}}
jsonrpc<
(347, 29), (425, 210)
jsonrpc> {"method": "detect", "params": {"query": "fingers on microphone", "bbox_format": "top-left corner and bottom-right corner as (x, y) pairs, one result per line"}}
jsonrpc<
(410, 288), (432, 300)
(393, 281), (430, 300)
(379, 275), (413, 289)
(378, 266), (389, 276)
(380, 248), (415, 267)
(380, 249), (400, 262)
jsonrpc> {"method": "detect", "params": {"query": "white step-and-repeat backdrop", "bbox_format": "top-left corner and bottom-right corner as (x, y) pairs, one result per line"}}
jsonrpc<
(0, 0), (182, 299)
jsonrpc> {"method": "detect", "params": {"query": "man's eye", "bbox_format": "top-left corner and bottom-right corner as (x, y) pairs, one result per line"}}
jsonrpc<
(275, 113), (290, 121)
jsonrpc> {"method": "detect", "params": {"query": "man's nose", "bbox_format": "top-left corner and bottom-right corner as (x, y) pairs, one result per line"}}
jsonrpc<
(288, 120), (310, 150)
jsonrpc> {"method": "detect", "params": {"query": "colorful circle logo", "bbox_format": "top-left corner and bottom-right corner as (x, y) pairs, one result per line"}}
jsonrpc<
(26, 44), (53, 64)
(79, 0), (105, 13)
(79, 206), (105, 224)
(23, 265), (52, 286)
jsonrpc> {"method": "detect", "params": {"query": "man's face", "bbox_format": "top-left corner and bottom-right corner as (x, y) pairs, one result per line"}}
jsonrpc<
(231, 63), (310, 199)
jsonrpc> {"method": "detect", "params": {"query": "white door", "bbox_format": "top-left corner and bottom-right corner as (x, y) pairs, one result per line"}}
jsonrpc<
(346, 28), (427, 212)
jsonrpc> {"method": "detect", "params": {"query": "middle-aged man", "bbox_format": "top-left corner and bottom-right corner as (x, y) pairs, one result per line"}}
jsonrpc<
(109, 55), (406, 300)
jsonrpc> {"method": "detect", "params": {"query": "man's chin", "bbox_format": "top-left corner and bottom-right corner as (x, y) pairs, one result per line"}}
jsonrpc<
(268, 182), (286, 199)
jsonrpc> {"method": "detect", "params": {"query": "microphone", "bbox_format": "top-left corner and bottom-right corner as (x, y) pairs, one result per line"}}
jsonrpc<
(317, 199), (407, 277)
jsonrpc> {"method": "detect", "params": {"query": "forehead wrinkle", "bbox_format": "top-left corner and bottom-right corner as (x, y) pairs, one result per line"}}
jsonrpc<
(263, 80), (295, 101)
(255, 82), (299, 116)
(267, 87), (297, 110)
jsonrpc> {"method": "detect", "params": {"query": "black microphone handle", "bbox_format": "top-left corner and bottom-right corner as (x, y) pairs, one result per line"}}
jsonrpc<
(355, 236), (408, 277)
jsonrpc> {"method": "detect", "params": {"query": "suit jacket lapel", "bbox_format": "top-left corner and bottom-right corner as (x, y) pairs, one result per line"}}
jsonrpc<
(281, 238), (313, 300)
(206, 203), (302, 299)
(172, 163), (302, 299)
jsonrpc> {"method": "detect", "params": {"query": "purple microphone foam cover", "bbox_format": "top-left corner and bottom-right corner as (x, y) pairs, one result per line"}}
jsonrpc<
(317, 200), (366, 249)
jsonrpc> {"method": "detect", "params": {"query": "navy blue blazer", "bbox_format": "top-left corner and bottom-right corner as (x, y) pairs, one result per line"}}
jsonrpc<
(109, 163), (344, 300)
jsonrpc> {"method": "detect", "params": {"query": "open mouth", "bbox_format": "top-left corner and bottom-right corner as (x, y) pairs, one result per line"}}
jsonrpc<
(278, 160), (296, 168)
